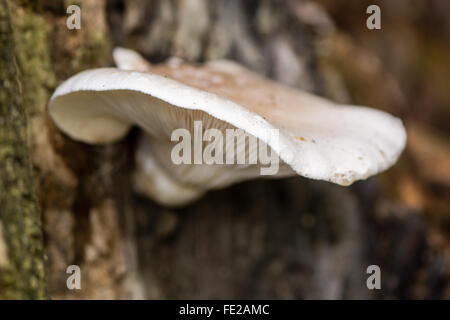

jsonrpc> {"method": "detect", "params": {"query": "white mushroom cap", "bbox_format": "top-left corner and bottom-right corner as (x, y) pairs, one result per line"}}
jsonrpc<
(48, 47), (406, 206)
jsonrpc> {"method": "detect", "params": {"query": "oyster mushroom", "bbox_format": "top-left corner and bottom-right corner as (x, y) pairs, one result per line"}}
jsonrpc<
(48, 48), (406, 206)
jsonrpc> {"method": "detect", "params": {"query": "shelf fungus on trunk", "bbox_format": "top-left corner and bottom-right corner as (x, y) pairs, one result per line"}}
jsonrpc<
(48, 47), (406, 206)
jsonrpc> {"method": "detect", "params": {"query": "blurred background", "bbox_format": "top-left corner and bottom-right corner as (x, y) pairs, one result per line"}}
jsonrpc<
(2, 0), (449, 299)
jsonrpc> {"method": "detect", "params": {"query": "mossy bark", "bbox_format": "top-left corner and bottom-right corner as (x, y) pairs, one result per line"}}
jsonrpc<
(6, 0), (139, 299)
(0, 0), (48, 299)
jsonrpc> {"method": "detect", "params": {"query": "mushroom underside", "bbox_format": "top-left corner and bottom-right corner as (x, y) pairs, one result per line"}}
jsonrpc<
(48, 65), (406, 205)
(50, 89), (295, 195)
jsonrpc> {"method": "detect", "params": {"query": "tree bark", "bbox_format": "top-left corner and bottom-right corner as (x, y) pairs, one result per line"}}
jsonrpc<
(0, 0), (48, 299)
(1, 0), (448, 299)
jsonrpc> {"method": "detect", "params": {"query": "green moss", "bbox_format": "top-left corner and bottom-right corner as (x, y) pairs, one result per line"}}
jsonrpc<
(1, 0), (111, 298)
(13, 7), (56, 119)
(0, 0), (48, 299)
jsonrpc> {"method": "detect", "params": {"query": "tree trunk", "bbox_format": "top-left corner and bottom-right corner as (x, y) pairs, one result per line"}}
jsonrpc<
(0, 0), (47, 299)
(1, 0), (448, 299)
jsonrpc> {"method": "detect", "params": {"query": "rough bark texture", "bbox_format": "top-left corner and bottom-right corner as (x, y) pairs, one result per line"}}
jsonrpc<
(0, 0), (47, 299)
(1, 0), (449, 299)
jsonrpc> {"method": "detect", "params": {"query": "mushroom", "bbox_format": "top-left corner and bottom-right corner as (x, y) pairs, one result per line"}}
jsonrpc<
(48, 47), (406, 206)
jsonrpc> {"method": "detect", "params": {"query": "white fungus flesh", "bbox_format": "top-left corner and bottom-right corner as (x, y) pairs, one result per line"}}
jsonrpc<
(48, 48), (406, 206)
